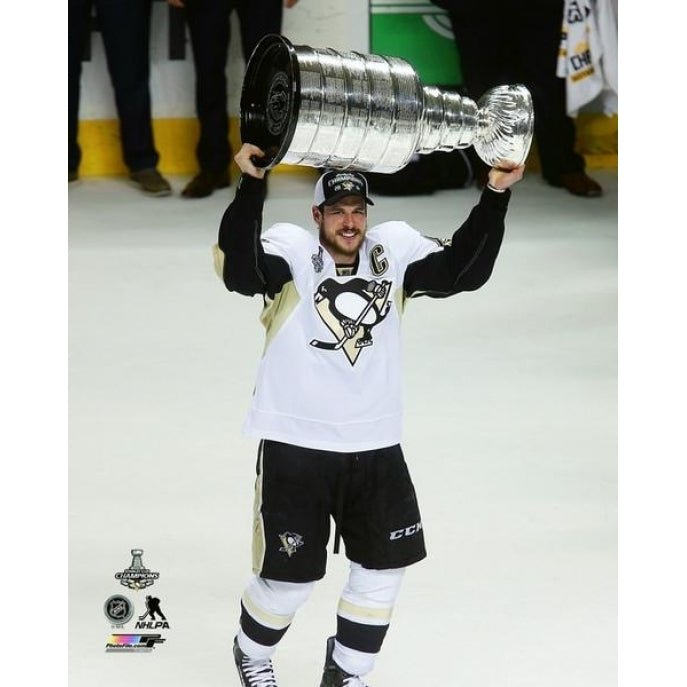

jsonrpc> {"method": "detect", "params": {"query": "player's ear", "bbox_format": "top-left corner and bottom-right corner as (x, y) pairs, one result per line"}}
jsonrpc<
(312, 204), (323, 224)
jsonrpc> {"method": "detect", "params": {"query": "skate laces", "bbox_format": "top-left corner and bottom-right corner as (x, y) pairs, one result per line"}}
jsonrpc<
(240, 655), (277, 687)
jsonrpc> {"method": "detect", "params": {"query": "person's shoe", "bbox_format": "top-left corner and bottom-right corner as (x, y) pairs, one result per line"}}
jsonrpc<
(181, 169), (230, 198)
(68, 169), (78, 183)
(320, 636), (369, 687)
(550, 171), (602, 197)
(233, 636), (278, 687)
(129, 168), (172, 197)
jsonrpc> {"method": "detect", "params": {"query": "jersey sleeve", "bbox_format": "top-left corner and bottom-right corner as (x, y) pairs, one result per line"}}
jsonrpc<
(260, 223), (309, 263)
(403, 186), (511, 299)
(214, 174), (292, 298)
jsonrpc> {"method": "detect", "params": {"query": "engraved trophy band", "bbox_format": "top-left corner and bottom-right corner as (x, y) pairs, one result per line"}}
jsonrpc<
(240, 34), (534, 173)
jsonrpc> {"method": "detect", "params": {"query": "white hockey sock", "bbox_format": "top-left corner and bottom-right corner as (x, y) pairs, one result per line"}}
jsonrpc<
(334, 563), (405, 675)
(238, 576), (315, 658)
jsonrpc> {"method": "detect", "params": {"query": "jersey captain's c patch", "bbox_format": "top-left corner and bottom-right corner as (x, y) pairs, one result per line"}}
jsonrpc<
(310, 278), (392, 366)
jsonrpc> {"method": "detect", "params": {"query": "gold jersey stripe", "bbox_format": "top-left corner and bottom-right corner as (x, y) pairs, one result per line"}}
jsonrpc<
(261, 281), (301, 352)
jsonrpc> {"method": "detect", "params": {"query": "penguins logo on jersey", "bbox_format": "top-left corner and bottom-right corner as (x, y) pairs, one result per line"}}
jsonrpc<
(310, 278), (392, 366)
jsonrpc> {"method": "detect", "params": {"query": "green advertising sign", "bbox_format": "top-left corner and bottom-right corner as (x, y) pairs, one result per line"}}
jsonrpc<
(369, 0), (463, 87)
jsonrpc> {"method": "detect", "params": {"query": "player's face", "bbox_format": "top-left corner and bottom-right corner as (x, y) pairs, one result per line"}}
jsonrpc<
(313, 195), (368, 264)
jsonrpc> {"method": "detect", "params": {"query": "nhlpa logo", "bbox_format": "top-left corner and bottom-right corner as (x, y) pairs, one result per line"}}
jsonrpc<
(136, 595), (169, 629)
(310, 278), (392, 366)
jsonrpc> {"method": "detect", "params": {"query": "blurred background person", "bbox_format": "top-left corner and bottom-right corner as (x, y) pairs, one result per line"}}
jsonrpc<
(167, 0), (300, 198)
(69, 0), (172, 196)
(431, 0), (603, 197)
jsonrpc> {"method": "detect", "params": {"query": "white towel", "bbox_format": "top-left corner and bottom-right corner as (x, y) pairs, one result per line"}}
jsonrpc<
(557, 0), (618, 117)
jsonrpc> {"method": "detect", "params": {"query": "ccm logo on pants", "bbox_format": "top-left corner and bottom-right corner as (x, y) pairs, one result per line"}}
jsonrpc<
(389, 522), (423, 540)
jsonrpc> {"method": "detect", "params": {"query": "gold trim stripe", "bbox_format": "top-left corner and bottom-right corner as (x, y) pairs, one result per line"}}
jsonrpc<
(251, 443), (266, 575)
(241, 591), (295, 631)
(337, 598), (394, 623)
(212, 244), (225, 282)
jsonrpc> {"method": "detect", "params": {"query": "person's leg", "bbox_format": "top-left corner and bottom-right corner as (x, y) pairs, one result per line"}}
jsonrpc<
(95, 0), (160, 173)
(445, 0), (512, 98)
(322, 445), (426, 682)
(233, 440), (334, 684)
(236, 575), (315, 659)
(68, 0), (92, 177)
(514, 0), (588, 184)
(231, 0), (283, 197)
(445, 0), (514, 186)
(235, 0), (283, 63)
(321, 564), (405, 683)
(184, 0), (232, 174)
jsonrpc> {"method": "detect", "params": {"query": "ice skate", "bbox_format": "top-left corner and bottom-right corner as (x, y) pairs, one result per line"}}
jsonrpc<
(319, 636), (369, 687)
(233, 636), (278, 687)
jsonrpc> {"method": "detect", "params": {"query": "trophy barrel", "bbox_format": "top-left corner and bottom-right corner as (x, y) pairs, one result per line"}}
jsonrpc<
(240, 34), (426, 172)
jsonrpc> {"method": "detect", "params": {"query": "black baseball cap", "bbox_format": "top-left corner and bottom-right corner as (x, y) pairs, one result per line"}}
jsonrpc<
(314, 171), (374, 207)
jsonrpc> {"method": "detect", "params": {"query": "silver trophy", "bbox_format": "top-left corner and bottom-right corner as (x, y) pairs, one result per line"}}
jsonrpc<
(240, 34), (533, 173)
(129, 549), (145, 570)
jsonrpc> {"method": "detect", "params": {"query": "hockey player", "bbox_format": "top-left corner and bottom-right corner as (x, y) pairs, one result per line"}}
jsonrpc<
(214, 142), (524, 686)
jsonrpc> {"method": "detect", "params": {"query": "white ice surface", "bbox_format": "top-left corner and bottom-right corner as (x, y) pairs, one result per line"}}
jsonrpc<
(69, 169), (617, 686)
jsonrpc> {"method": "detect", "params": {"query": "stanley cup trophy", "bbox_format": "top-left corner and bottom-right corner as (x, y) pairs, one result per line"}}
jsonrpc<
(240, 34), (534, 174)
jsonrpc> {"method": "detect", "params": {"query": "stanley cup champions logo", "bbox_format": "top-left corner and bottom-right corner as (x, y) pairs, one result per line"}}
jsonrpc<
(115, 549), (160, 590)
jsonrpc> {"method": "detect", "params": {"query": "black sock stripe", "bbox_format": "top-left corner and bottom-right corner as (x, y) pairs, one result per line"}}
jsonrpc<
(336, 615), (389, 654)
(240, 602), (290, 647)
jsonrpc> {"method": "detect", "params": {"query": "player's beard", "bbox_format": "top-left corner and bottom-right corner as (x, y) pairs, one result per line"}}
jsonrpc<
(318, 222), (365, 262)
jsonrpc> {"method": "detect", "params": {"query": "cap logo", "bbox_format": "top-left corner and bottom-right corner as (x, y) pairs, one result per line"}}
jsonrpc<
(315, 171), (373, 206)
(328, 176), (362, 192)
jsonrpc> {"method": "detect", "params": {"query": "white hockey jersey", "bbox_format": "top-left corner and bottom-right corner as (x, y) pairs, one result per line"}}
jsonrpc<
(242, 221), (443, 452)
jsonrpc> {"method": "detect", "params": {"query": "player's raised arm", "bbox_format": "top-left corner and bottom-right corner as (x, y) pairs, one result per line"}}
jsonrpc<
(403, 165), (525, 298)
(214, 144), (290, 297)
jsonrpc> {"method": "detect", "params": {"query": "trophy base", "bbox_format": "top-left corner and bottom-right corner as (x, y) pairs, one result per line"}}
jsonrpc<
(240, 35), (300, 169)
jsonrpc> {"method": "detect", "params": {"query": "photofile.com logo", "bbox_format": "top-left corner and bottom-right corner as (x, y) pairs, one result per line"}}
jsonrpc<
(105, 634), (166, 652)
